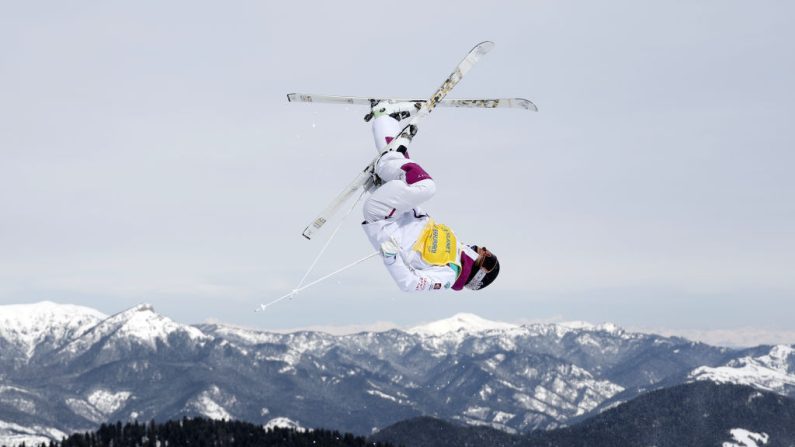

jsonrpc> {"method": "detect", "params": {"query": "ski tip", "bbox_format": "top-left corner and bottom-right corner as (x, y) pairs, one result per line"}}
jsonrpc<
(474, 41), (496, 54)
(517, 98), (539, 112)
(286, 93), (295, 102)
(302, 229), (313, 240)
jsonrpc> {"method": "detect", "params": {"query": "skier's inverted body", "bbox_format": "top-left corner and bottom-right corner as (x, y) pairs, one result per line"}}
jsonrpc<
(362, 103), (500, 292)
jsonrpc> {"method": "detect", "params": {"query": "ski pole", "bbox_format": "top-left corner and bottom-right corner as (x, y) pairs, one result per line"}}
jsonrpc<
(256, 251), (379, 312)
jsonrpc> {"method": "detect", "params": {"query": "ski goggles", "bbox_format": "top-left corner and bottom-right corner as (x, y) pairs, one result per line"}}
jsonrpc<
(477, 247), (498, 272)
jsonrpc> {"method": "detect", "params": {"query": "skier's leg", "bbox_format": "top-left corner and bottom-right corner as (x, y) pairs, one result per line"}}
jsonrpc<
(370, 107), (418, 153)
(371, 115), (402, 152)
(365, 113), (433, 222)
(363, 178), (436, 223)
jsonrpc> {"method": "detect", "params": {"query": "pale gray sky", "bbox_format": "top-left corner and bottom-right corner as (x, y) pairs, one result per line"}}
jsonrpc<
(1, 1), (794, 339)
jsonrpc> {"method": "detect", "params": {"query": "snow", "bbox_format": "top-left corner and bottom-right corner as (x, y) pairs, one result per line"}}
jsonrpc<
(278, 365), (296, 374)
(87, 389), (132, 415)
(0, 301), (106, 358)
(0, 385), (34, 395)
(63, 304), (211, 354)
(0, 385), (38, 415)
(204, 324), (278, 345)
(6, 397), (36, 414)
(493, 411), (514, 424)
(479, 385), (494, 401)
(186, 386), (236, 420)
(456, 416), (518, 435)
(538, 321), (624, 338)
(407, 313), (518, 336)
(0, 420), (67, 447)
(484, 353), (506, 370)
(464, 406), (490, 417)
(264, 417), (306, 432)
(188, 394), (232, 420)
(114, 304), (209, 347)
(689, 345), (795, 394)
(366, 389), (401, 403)
(66, 398), (105, 423)
(723, 428), (769, 447)
(557, 321), (620, 332)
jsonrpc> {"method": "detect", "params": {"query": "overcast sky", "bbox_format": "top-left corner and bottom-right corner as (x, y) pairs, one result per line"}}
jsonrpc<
(1, 1), (793, 344)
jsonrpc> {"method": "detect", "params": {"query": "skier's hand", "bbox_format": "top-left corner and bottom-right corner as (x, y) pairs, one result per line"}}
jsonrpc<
(380, 238), (400, 259)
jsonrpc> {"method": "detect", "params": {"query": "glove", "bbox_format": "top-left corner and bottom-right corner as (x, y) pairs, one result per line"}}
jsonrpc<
(380, 237), (400, 259)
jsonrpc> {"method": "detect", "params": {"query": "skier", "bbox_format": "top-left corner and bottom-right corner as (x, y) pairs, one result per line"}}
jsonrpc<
(362, 102), (500, 292)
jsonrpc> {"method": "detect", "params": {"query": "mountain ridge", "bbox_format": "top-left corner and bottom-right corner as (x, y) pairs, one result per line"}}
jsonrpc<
(1, 301), (793, 445)
(370, 381), (795, 447)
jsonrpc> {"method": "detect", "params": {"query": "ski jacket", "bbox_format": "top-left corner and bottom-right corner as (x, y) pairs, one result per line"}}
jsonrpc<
(362, 210), (479, 292)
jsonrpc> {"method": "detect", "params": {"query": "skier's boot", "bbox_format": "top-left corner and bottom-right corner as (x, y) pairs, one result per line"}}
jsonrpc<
(393, 123), (418, 155)
(364, 100), (422, 122)
(364, 166), (382, 193)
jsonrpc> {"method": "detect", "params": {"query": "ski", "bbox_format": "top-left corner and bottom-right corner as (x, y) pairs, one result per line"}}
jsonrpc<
(301, 41), (495, 240)
(287, 93), (538, 112)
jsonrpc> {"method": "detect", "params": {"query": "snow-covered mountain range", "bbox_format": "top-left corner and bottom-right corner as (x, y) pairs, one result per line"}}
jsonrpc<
(0, 302), (793, 446)
(689, 344), (795, 395)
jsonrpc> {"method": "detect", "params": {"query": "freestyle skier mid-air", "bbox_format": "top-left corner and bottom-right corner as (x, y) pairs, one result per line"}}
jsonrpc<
(262, 42), (533, 310)
(361, 103), (500, 292)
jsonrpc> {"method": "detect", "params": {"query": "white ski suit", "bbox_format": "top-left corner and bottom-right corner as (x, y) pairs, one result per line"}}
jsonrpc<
(362, 115), (479, 292)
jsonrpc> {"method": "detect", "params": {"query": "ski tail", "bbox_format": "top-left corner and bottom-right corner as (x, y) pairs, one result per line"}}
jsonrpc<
(302, 170), (371, 240)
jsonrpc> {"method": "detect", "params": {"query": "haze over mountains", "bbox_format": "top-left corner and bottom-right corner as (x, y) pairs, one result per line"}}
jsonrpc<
(0, 302), (793, 446)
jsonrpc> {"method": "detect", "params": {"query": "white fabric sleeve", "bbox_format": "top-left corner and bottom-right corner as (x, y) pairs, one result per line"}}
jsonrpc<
(382, 253), (457, 292)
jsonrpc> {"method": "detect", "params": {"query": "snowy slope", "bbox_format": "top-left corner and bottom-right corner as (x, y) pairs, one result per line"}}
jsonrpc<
(690, 345), (795, 394)
(59, 303), (211, 358)
(264, 417), (306, 432)
(0, 301), (106, 359)
(723, 428), (770, 447)
(0, 421), (67, 447)
(408, 313), (518, 336)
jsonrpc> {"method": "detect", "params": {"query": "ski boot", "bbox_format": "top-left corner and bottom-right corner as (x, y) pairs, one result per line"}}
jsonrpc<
(364, 100), (422, 122)
(364, 165), (382, 193)
(392, 123), (418, 155)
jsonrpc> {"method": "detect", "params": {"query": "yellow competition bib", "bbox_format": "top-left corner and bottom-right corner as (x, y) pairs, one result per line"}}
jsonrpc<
(412, 219), (459, 267)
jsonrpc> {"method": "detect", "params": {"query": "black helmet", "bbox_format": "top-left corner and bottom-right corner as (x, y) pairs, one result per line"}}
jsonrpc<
(464, 246), (500, 290)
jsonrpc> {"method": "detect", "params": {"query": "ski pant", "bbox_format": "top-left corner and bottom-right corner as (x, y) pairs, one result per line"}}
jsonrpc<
(363, 116), (436, 223)
(363, 178), (436, 222)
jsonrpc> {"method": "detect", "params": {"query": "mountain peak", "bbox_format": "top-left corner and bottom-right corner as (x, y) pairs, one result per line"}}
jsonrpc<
(689, 344), (795, 394)
(109, 303), (209, 347)
(407, 313), (518, 336)
(57, 303), (211, 357)
(0, 301), (107, 357)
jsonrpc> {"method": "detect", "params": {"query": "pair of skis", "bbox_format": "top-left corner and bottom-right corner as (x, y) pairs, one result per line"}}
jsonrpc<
(287, 94), (538, 112)
(292, 41), (536, 240)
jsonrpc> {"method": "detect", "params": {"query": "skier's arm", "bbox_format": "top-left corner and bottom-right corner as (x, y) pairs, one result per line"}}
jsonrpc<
(381, 251), (456, 292)
(363, 220), (454, 291)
